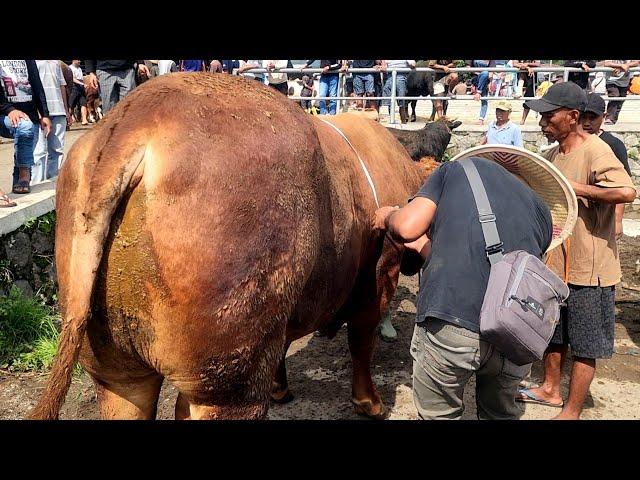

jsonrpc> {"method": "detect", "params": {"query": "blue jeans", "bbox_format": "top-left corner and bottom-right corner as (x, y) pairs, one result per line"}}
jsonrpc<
(382, 73), (408, 108)
(32, 115), (67, 184)
(353, 73), (374, 95)
(318, 74), (339, 115)
(0, 115), (39, 185)
(477, 71), (490, 119)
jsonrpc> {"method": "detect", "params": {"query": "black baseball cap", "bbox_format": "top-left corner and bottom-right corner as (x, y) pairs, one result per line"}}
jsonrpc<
(584, 92), (606, 116)
(525, 81), (588, 113)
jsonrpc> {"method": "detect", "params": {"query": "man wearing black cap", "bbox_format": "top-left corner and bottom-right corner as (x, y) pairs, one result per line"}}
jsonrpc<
(580, 93), (632, 239)
(517, 82), (636, 419)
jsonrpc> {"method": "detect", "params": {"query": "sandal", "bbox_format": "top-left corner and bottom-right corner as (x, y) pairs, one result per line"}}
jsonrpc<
(0, 194), (17, 208)
(12, 180), (30, 194)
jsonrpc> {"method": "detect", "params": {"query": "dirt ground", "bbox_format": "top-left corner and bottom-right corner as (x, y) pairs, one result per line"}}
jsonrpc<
(1, 236), (638, 420)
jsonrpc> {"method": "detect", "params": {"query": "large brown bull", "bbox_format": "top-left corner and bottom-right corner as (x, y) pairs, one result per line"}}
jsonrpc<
(30, 73), (434, 420)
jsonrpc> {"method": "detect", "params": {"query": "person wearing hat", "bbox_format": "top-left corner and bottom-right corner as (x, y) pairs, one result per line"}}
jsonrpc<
(517, 81), (636, 419)
(372, 155), (554, 420)
(480, 100), (523, 147)
(580, 92), (632, 239)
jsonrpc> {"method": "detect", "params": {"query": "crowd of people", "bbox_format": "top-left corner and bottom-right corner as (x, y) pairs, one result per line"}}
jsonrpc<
(0, 60), (638, 421)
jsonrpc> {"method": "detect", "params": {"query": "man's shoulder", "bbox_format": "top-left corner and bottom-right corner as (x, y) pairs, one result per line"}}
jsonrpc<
(585, 134), (620, 159)
(600, 131), (625, 147)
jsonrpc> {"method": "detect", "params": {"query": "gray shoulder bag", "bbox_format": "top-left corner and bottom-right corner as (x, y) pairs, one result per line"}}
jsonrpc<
(460, 158), (570, 365)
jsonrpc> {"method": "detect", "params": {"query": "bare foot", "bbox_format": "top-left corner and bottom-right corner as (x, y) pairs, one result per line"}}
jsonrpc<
(551, 410), (580, 420)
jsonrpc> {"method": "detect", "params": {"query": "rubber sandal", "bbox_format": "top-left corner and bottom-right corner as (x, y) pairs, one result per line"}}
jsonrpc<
(12, 181), (30, 194)
(516, 388), (564, 408)
(0, 194), (17, 207)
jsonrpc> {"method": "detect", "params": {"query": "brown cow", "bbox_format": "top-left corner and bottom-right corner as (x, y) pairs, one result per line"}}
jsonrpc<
(30, 73), (431, 420)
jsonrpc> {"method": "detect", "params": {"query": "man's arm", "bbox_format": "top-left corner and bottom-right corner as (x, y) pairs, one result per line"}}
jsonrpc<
(26, 60), (49, 119)
(569, 181), (636, 204)
(374, 196), (438, 242)
(513, 126), (524, 147)
(615, 204), (625, 239)
(0, 82), (16, 116)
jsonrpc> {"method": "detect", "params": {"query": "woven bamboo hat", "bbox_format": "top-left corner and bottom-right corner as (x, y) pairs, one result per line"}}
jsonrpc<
(450, 144), (578, 252)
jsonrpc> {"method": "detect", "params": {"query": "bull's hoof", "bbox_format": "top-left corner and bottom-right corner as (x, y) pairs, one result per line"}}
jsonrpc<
(351, 399), (389, 420)
(379, 313), (398, 342)
(271, 388), (295, 404)
(410, 114), (417, 122)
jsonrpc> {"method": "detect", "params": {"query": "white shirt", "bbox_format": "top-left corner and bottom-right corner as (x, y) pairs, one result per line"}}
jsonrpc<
(36, 60), (67, 117)
(158, 60), (176, 75)
(69, 63), (84, 84)
(262, 60), (288, 84)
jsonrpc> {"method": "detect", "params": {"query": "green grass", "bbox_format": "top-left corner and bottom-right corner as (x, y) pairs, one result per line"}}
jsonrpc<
(0, 286), (60, 371)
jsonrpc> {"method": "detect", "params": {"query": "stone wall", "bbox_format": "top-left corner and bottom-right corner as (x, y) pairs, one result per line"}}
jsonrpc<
(448, 129), (640, 214)
(0, 212), (56, 303)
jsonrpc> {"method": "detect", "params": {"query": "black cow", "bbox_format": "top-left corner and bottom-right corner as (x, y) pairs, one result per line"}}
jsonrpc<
(406, 60), (435, 122)
(386, 117), (462, 162)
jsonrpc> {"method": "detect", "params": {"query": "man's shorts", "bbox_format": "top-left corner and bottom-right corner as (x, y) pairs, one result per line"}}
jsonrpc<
(550, 284), (615, 359)
(353, 73), (374, 95)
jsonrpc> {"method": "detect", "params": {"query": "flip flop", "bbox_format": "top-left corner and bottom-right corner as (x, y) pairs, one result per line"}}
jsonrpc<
(12, 180), (30, 194)
(0, 194), (17, 208)
(516, 388), (564, 408)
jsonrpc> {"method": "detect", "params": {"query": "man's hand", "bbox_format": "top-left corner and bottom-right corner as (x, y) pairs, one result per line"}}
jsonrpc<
(88, 72), (99, 90)
(138, 63), (150, 76)
(7, 109), (29, 127)
(442, 66), (450, 73)
(581, 63), (590, 72)
(373, 206), (399, 230)
(40, 117), (52, 137)
(322, 66), (330, 74)
(620, 63), (630, 73)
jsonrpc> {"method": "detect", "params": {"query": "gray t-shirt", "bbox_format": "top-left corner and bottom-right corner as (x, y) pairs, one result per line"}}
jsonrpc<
(606, 60), (632, 88)
(413, 158), (552, 332)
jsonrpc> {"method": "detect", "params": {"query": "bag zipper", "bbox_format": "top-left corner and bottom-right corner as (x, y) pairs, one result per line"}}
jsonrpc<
(528, 269), (562, 301)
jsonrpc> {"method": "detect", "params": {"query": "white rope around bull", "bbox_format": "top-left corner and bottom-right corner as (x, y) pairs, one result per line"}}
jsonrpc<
(317, 118), (380, 208)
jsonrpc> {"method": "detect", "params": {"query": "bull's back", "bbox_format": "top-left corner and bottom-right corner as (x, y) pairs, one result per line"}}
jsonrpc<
(60, 73), (330, 373)
(287, 114), (422, 336)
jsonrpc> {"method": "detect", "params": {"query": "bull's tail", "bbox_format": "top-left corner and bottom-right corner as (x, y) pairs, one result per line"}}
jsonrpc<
(29, 130), (148, 420)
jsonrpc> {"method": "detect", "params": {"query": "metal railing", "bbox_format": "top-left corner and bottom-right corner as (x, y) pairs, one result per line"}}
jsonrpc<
(243, 65), (640, 124)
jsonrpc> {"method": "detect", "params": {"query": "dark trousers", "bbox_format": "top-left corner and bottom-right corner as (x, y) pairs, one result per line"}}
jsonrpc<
(606, 83), (628, 124)
(269, 82), (289, 96)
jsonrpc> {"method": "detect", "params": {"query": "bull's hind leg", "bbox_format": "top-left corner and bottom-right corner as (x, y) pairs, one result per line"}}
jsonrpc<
(92, 373), (163, 420)
(270, 343), (294, 403)
(347, 236), (403, 420)
(410, 100), (417, 122)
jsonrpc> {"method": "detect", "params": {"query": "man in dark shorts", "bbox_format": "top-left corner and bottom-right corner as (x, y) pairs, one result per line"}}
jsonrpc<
(579, 93), (632, 239)
(373, 157), (553, 419)
(518, 82), (636, 419)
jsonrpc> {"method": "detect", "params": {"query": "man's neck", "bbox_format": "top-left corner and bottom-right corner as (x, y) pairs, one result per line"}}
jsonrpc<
(558, 129), (590, 154)
(495, 119), (509, 127)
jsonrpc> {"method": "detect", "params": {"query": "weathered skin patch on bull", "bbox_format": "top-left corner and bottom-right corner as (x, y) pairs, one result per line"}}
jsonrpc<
(92, 183), (166, 365)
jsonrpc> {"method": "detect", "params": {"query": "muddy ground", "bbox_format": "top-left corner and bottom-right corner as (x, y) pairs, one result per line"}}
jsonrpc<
(1, 236), (639, 420)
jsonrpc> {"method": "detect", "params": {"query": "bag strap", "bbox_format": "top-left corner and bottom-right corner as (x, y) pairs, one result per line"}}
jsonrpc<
(459, 158), (504, 265)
